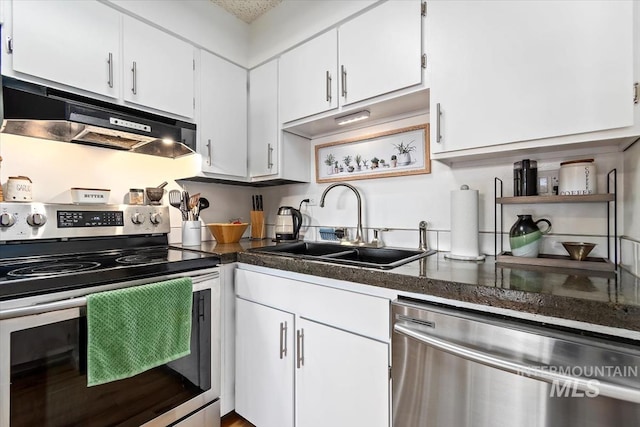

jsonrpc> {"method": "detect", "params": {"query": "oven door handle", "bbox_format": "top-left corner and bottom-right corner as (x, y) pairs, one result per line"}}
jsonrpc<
(394, 322), (640, 404)
(0, 272), (218, 320)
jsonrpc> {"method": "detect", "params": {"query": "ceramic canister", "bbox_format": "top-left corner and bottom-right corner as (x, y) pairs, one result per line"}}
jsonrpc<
(559, 159), (596, 196)
(6, 176), (33, 201)
(509, 215), (552, 258)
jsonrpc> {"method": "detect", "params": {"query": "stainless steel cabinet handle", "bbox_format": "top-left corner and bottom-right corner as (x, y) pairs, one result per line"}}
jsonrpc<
(326, 71), (332, 103)
(267, 143), (274, 170)
(394, 323), (640, 404)
(341, 65), (347, 97)
(436, 103), (442, 143)
(296, 328), (304, 368)
(131, 61), (137, 95)
(107, 52), (113, 88)
(206, 139), (212, 165)
(280, 321), (288, 359)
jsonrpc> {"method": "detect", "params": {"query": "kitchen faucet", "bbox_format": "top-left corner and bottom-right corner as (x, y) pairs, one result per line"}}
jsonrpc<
(320, 183), (365, 245)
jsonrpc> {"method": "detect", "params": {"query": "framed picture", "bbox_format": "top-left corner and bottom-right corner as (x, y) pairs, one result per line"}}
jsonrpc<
(315, 123), (430, 183)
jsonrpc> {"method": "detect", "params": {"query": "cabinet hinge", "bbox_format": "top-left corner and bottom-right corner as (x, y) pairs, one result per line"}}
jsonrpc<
(193, 97), (196, 109)
(421, 2), (426, 17)
(6, 36), (13, 54)
(193, 59), (195, 71)
(421, 54), (427, 69)
(634, 82), (638, 104)
(388, 366), (392, 380)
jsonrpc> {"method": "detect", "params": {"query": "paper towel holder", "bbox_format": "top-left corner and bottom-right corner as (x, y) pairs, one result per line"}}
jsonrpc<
(444, 184), (486, 262)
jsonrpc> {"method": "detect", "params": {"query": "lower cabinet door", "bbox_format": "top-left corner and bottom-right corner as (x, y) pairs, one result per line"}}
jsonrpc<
(296, 318), (390, 427)
(235, 298), (294, 427)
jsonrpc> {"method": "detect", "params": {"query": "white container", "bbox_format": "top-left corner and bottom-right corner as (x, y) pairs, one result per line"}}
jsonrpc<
(182, 220), (202, 246)
(70, 188), (110, 204)
(6, 176), (33, 201)
(558, 159), (597, 196)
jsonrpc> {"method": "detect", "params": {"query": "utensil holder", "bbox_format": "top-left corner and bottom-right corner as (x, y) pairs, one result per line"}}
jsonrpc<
(250, 210), (265, 240)
(182, 220), (202, 246)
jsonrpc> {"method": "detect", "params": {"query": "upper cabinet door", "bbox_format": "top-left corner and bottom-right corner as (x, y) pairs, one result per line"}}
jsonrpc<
(199, 51), (247, 177)
(339, 0), (423, 106)
(123, 16), (195, 118)
(429, 1), (634, 154)
(279, 29), (338, 124)
(10, 0), (120, 99)
(249, 60), (279, 178)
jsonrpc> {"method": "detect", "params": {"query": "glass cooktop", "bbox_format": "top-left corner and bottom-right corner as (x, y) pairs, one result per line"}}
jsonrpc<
(0, 246), (219, 301)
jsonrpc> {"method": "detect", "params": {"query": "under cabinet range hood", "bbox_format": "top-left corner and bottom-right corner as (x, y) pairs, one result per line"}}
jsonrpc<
(0, 77), (196, 158)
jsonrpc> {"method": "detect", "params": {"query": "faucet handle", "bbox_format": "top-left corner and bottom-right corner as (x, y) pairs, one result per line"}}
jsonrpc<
(371, 228), (389, 247)
(418, 221), (429, 251)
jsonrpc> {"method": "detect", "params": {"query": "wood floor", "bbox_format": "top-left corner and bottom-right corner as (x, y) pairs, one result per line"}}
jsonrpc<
(221, 411), (256, 427)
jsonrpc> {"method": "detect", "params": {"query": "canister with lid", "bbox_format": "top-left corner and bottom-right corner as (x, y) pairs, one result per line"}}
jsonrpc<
(559, 159), (596, 196)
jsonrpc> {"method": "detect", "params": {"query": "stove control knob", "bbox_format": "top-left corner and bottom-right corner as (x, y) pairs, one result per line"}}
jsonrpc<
(131, 212), (146, 225)
(150, 212), (162, 225)
(0, 213), (15, 227)
(27, 213), (47, 227)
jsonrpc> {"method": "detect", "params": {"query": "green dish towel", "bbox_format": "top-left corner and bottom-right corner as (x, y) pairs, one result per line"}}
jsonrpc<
(86, 277), (193, 387)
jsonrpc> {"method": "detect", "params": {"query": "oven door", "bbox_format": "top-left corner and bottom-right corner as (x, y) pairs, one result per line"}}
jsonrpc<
(0, 269), (220, 427)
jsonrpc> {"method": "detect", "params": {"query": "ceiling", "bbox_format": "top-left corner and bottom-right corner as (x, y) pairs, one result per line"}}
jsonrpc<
(210, 0), (283, 24)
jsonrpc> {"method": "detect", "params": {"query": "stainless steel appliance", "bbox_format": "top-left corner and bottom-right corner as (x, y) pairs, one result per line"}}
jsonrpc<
(1, 77), (196, 158)
(0, 202), (221, 427)
(275, 206), (302, 242)
(392, 298), (640, 427)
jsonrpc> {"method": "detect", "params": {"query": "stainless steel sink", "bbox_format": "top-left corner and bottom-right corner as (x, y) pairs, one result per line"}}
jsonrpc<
(250, 242), (435, 270)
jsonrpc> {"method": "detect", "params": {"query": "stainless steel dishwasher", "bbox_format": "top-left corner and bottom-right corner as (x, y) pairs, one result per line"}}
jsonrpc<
(392, 299), (640, 427)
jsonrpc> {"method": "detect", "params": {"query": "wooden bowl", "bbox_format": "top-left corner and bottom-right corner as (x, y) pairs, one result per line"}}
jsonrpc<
(206, 223), (248, 243)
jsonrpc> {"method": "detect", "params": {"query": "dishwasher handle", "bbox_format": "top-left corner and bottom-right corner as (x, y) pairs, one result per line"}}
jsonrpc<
(394, 323), (640, 404)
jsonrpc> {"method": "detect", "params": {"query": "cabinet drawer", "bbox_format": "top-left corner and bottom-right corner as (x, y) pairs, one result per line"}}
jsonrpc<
(236, 269), (389, 342)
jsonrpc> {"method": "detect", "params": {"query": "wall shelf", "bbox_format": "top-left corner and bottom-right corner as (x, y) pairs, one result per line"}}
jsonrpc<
(496, 194), (614, 204)
(494, 169), (618, 267)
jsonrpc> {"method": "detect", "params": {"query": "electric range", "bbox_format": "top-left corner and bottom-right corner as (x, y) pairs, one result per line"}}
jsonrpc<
(0, 202), (219, 301)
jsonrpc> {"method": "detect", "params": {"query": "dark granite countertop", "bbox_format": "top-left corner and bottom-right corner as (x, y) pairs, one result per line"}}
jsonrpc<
(180, 239), (640, 332)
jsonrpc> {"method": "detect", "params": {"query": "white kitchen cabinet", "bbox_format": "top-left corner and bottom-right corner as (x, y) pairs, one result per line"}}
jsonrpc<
(235, 298), (295, 427)
(6, 0), (120, 99)
(235, 268), (390, 427)
(279, 29), (338, 124)
(248, 60), (310, 183)
(248, 60), (279, 178)
(123, 16), (195, 119)
(296, 318), (389, 427)
(198, 51), (247, 177)
(429, 1), (634, 156)
(339, 0), (423, 106)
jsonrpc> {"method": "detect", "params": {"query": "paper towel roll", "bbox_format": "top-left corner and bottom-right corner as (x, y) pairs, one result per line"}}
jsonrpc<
(446, 185), (485, 261)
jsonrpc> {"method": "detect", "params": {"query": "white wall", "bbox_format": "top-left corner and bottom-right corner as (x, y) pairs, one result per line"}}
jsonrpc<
(0, 134), (256, 243)
(260, 114), (624, 257)
(106, 0), (250, 66)
(248, 0), (376, 67)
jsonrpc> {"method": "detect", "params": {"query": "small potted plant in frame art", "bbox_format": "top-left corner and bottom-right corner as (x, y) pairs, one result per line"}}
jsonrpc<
(390, 155), (397, 167)
(354, 154), (363, 171)
(343, 155), (354, 173)
(379, 158), (386, 168)
(392, 140), (416, 166)
(370, 157), (379, 169)
(324, 153), (336, 175)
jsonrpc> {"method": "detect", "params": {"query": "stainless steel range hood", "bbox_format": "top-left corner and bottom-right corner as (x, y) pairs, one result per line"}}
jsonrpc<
(1, 77), (196, 158)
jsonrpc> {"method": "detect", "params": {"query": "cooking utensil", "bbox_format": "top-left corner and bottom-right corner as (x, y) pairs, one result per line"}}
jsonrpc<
(157, 181), (168, 189)
(198, 198), (210, 211)
(561, 242), (596, 261)
(169, 190), (183, 213)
